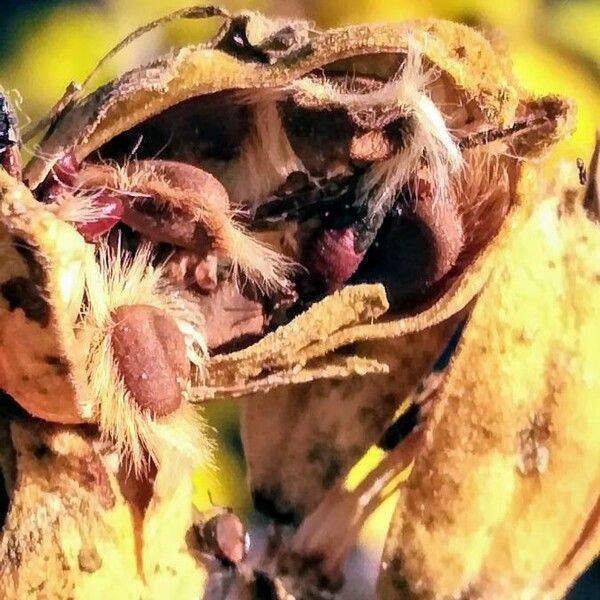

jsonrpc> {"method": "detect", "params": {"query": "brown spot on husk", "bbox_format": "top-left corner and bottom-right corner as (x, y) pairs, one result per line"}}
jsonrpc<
(252, 487), (299, 525)
(0, 238), (51, 326)
(76, 452), (115, 510)
(44, 355), (70, 376)
(0, 277), (50, 326)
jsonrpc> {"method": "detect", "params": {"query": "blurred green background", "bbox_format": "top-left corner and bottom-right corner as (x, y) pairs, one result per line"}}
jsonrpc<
(0, 1), (598, 597)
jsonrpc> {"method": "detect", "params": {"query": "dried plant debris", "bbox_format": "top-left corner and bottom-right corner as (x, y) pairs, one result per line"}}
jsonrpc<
(0, 8), (592, 599)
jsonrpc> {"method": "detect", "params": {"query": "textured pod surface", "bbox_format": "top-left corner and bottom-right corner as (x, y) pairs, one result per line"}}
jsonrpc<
(0, 170), (89, 423)
(0, 416), (207, 600)
(0, 14), (584, 599)
(1, 11), (572, 470)
(378, 186), (600, 599)
(242, 318), (460, 523)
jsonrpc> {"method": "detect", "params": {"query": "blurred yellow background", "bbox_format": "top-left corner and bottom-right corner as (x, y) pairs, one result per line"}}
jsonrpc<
(0, 0), (598, 588)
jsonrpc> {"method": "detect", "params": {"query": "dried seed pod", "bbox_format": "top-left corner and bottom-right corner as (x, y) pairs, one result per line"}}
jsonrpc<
(0, 9), (574, 530)
(234, 30), (570, 524)
(0, 418), (207, 599)
(23, 18), (524, 187)
(378, 172), (600, 600)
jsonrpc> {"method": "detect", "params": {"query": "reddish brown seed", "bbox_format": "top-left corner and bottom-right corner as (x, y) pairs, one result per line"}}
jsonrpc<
(121, 202), (210, 251)
(74, 194), (124, 241)
(214, 510), (248, 564)
(110, 305), (189, 416)
(195, 509), (249, 565)
(302, 227), (366, 292)
(410, 174), (464, 282)
(36, 152), (79, 201)
(52, 152), (79, 187)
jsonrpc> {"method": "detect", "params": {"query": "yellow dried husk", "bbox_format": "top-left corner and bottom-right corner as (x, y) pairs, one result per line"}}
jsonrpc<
(378, 172), (600, 600)
(0, 10), (590, 599)
(0, 418), (207, 599)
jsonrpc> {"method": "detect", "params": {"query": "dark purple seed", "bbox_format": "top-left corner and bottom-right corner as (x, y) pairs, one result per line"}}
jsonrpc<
(302, 227), (366, 292)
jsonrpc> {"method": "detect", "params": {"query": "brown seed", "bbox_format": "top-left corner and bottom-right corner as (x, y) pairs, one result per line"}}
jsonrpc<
(194, 508), (249, 565)
(110, 305), (189, 416)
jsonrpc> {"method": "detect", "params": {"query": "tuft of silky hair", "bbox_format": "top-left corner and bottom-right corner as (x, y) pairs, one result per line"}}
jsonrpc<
(291, 43), (462, 218)
(78, 241), (212, 476)
(220, 100), (306, 207)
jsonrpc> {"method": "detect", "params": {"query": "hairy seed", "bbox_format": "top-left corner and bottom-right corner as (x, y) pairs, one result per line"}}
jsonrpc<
(110, 305), (189, 416)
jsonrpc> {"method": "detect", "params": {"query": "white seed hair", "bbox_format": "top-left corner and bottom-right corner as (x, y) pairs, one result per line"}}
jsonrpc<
(47, 191), (108, 225)
(78, 241), (211, 475)
(292, 43), (463, 214)
(221, 100), (306, 206)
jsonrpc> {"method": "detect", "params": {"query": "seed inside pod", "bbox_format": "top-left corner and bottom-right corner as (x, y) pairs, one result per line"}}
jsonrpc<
(302, 227), (366, 292)
(110, 304), (189, 416)
(353, 174), (464, 309)
(193, 507), (249, 565)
